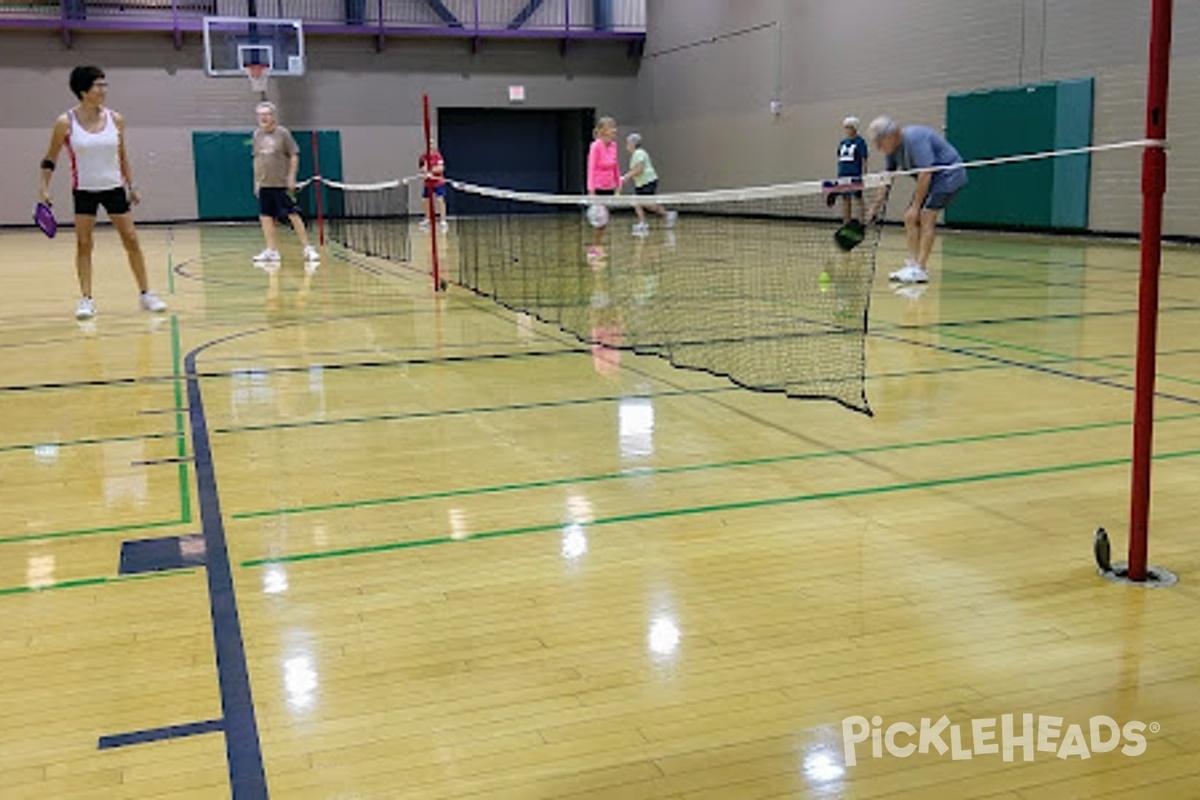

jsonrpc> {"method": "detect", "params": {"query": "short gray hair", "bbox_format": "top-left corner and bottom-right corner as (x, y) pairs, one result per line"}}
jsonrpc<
(255, 101), (277, 115)
(626, 132), (642, 147)
(867, 115), (898, 143)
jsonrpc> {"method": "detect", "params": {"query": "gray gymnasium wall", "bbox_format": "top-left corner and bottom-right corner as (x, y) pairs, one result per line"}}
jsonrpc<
(636, 0), (1200, 237)
(0, 32), (639, 225)
(4, 2), (1199, 236)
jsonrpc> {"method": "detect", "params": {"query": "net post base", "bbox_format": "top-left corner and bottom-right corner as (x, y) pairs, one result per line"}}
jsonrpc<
(1098, 563), (1178, 588)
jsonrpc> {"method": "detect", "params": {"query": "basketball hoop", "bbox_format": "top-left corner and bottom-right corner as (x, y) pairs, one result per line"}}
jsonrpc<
(246, 64), (270, 94)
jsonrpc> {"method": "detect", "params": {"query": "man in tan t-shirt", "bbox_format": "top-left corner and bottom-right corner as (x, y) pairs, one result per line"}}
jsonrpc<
(252, 101), (319, 265)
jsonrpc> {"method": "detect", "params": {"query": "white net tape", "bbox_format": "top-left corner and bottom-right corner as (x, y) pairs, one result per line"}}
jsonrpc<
(295, 175), (422, 192)
(448, 138), (1167, 210)
(287, 139), (1164, 209)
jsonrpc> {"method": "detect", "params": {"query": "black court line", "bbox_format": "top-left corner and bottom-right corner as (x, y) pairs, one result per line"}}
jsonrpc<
(876, 330), (1200, 408)
(98, 718), (223, 750)
(185, 340), (268, 798)
(887, 303), (1200, 332)
(941, 240), (1200, 282)
(130, 456), (195, 467)
(0, 348), (583, 395)
(0, 375), (147, 393)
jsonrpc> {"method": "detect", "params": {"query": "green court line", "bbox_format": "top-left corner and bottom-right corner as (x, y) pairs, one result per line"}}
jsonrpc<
(230, 409), (1200, 522)
(230, 413), (1144, 519)
(0, 518), (182, 546)
(241, 446), (1200, 568)
(171, 315), (192, 524)
(0, 568), (197, 598)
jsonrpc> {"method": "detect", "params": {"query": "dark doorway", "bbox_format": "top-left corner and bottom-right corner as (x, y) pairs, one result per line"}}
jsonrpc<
(437, 108), (594, 216)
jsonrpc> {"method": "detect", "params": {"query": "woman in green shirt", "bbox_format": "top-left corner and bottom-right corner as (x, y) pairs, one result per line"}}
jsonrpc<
(623, 133), (677, 237)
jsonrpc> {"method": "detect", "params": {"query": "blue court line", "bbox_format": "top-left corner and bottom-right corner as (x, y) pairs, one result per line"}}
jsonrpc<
(98, 718), (223, 750)
(185, 341), (268, 798)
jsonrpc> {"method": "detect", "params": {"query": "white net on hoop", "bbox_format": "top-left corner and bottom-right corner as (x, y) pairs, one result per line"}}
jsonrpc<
(246, 66), (270, 93)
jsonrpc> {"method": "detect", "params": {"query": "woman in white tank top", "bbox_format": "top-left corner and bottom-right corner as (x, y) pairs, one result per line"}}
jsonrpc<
(38, 65), (166, 321)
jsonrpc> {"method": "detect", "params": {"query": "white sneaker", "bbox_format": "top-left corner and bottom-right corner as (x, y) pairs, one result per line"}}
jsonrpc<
(140, 291), (167, 313)
(418, 218), (430, 232)
(632, 221), (650, 237)
(303, 245), (321, 262)
(439, 220), (449, 234)
(253, 248), (281, 263)
(75, 297), (96, 320)
(888, 264), (930, 284)
(665, 210), (678, 229)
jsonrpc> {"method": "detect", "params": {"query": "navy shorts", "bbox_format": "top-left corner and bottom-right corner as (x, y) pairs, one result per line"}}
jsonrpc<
(923, 189), (959, 211)
(634, 180), (658, 196)
(74, 187), (130, 217)
(258, 187), (301, 220)
(924, 170), (967, 210)
(422, 184), (447, 199)
(836, 173), (864, 199)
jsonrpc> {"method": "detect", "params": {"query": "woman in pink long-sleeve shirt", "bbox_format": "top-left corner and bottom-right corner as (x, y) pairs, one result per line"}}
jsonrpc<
(586, 116), (620, 258)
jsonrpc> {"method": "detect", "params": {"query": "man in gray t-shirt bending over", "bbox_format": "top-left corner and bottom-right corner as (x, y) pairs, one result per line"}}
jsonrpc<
(866, 116), (967, 285)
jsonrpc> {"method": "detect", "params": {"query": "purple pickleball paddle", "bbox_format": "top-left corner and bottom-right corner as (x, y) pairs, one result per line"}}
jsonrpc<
(34, 202), (58, 238)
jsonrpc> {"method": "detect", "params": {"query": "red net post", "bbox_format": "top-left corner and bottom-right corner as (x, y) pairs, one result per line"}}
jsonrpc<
(1127, 0), (1173, 582)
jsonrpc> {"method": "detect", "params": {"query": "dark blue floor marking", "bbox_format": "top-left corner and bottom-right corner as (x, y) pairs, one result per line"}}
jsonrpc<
(98, 718), (223, 750)
(119, 534), (206, 575)
(185, 345), (269, 799)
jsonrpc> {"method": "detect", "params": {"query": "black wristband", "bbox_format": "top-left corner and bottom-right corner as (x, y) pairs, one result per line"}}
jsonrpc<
(41, 159), (55, 171)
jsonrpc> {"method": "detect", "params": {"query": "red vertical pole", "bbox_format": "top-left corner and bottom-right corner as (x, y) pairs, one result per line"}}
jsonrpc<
(1128, 0), (1172, 581)
(311, 130), (325, 247)
(423, 93), (443, 292)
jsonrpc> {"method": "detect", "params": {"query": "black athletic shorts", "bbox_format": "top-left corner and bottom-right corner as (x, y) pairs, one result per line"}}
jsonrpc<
(73, 187), (130, 217)
(258, 187), (301, 220)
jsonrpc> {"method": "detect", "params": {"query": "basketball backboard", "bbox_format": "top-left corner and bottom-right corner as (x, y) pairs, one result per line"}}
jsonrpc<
(203, 16), (305, 77)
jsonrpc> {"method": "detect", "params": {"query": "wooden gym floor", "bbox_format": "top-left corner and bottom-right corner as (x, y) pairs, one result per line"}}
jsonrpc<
(2, 218), (1200, 799)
